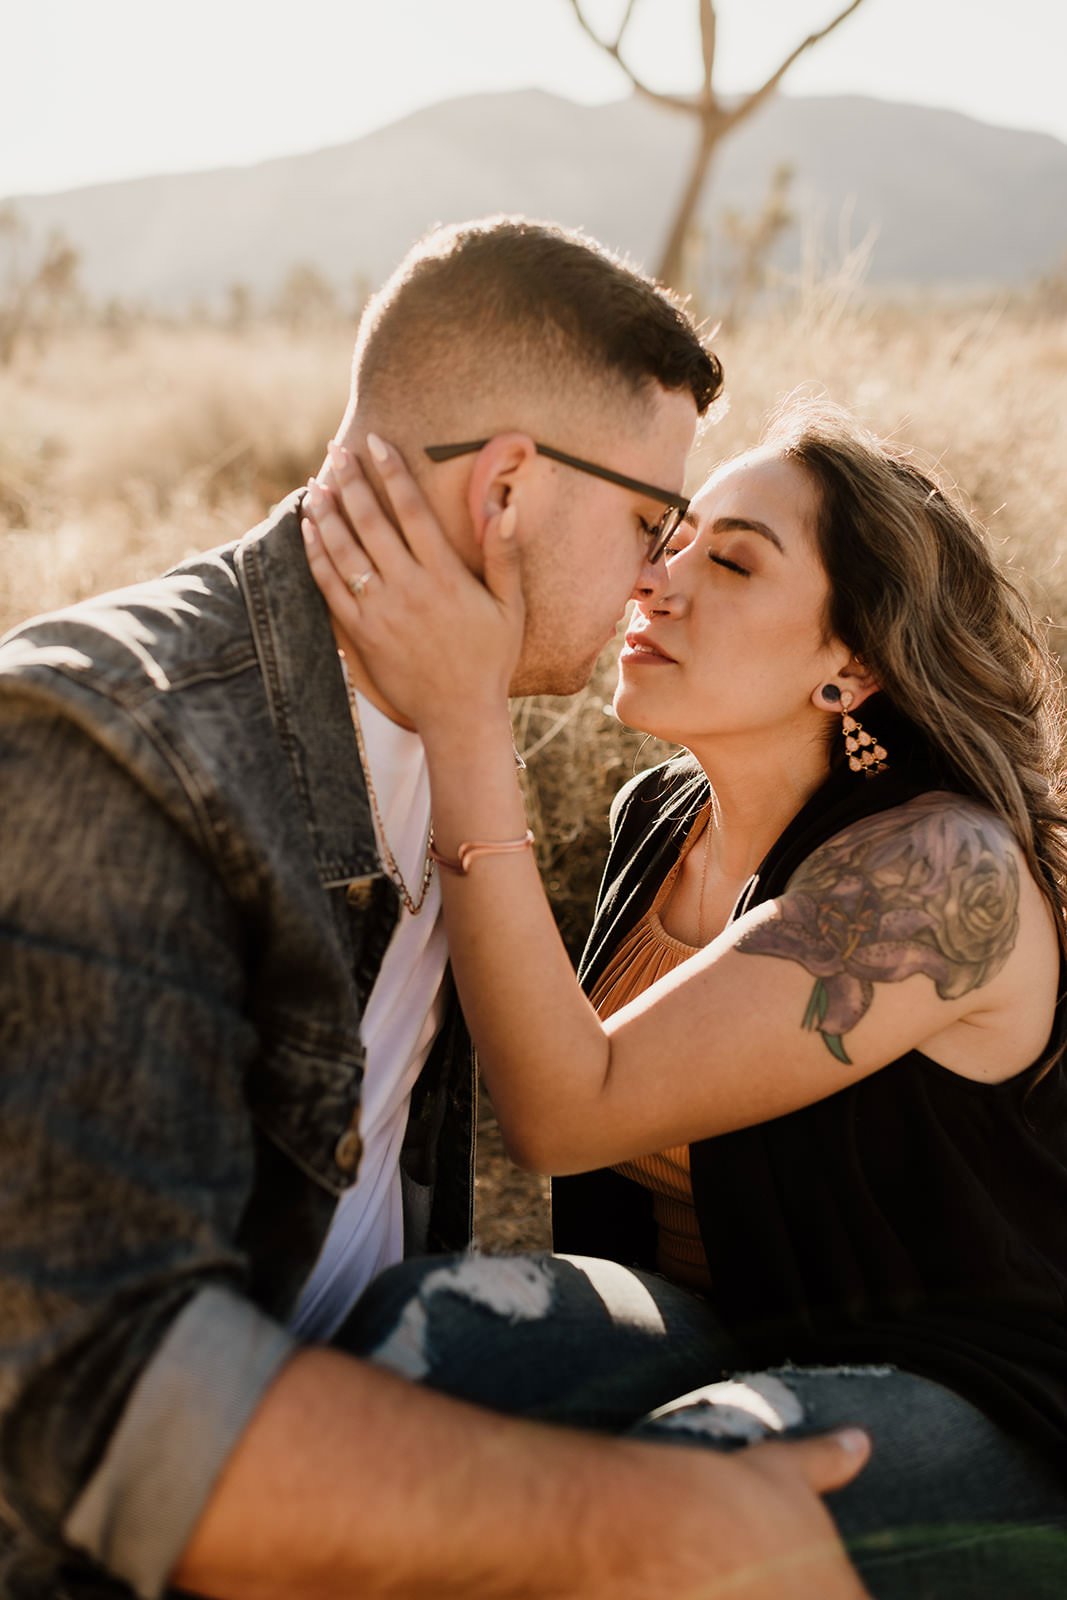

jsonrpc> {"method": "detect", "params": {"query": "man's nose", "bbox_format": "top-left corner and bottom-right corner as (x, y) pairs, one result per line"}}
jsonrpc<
(632, 553), (679, 612)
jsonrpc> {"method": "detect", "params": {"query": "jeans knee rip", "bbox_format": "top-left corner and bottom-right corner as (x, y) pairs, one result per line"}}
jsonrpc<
(646, 1372), (805, 1442)
(369, 1255), (557, 1380)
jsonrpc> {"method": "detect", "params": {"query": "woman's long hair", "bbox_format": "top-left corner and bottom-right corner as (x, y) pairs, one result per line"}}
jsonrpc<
(764, 398), (1067, 941)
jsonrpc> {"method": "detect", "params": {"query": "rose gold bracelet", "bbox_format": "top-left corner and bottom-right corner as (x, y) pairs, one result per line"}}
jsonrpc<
(429, 830), (535, 875)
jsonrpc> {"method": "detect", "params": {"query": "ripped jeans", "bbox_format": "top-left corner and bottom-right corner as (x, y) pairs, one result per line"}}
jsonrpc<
(333, 1251), (1067, 1599)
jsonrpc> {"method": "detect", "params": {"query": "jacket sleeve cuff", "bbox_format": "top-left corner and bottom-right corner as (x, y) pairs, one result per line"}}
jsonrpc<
(62, 1284), (297, 1600)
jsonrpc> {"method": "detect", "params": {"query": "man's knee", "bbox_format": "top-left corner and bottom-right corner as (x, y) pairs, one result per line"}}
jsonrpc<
(634, 1369), (810, 1450)
(335, 1251), (561, 1376)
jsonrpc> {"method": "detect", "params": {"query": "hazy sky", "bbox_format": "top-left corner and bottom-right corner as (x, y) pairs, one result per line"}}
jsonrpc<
(7, 0), (1065, 199)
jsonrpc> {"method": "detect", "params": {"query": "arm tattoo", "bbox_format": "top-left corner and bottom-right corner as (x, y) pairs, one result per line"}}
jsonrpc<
(736, 797), (1021, 1064)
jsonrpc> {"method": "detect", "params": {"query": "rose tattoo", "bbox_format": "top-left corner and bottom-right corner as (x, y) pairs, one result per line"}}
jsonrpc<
(737, 797), (1021, 1063)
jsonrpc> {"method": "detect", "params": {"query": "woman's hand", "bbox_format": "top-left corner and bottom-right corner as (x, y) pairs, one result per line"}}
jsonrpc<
(302, 437), (524, 733)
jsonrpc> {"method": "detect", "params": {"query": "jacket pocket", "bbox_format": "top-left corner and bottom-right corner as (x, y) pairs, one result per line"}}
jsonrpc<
(246, 1034), (364, 1197)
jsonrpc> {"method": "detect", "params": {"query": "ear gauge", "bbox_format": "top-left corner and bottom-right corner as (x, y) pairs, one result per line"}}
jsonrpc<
(840, 691), (889, 776)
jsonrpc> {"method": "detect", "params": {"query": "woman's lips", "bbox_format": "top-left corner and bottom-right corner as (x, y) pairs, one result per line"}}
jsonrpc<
(620, 630), (677, 665)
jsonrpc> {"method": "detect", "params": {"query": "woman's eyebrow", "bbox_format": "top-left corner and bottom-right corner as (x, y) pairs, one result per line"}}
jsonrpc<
(709, 515), (785, 552)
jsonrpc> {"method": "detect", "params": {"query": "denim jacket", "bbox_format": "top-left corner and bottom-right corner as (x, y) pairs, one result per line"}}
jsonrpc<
(0, 492), (475, 1599)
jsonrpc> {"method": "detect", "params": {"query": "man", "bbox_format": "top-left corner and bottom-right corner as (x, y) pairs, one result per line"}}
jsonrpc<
(0, 217), (869, 1599)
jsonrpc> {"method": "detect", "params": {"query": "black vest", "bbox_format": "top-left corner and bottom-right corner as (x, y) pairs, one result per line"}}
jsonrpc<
(554, 741), (1067, 1462)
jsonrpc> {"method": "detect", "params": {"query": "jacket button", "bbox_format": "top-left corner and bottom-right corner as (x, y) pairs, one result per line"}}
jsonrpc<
(346, 878), (374, 909)
(334, 1127), (362, 1174)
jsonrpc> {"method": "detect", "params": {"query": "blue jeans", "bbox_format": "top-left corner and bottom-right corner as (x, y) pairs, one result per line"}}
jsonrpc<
(335, 1251), (1067, 1599)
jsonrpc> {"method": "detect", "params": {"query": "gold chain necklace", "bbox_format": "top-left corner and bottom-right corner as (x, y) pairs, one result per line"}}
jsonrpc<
(340, 651), (435, 917)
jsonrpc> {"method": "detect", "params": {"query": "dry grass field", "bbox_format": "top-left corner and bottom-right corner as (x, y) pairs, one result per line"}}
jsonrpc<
(3, 297), (1065, 1251)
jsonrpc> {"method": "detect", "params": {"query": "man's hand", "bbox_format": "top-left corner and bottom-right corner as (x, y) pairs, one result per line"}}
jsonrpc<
(302, 436), (524, 731)
(612, 1430), (871, 1600)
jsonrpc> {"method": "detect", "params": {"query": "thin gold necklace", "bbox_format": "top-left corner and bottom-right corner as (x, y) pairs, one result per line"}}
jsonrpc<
(339, 651), (435, 916)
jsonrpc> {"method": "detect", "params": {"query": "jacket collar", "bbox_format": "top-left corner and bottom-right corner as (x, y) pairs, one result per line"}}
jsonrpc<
(236, 489), (380, 886)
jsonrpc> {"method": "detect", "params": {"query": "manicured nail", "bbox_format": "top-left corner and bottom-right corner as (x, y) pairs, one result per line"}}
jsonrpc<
(366, 432), (390, 466)
(499, 504), (518, 540)
(307, 480), (327, 508)
(834, 1428), (868, 1456)
(301, 517), (316, 546)
(327, 440), (350, 475)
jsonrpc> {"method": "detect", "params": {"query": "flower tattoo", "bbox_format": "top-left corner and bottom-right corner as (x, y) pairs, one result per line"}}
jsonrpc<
(737, 797), (1021, 1063)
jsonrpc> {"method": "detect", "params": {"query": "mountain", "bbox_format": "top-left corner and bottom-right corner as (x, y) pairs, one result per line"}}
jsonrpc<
(8, 89), (1067, 309)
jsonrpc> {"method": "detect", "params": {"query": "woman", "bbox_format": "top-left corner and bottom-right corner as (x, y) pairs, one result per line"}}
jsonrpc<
(302, 402), (1067, 1594)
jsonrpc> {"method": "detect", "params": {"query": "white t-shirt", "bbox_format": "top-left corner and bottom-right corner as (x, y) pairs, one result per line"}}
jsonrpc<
(288, 686), (448, 1341)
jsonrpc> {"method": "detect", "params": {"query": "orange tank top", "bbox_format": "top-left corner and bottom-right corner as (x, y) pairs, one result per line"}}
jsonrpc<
(587, 805), (713, 1295)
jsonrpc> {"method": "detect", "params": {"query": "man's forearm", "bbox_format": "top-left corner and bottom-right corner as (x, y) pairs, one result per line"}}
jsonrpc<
(171, 1347), (870, 1600)
(172, 1347), (614, 1599)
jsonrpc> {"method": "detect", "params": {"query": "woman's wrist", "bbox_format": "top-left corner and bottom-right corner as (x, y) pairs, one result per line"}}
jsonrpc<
(423, 718), (530, 860)
(420, 704), (516, 761)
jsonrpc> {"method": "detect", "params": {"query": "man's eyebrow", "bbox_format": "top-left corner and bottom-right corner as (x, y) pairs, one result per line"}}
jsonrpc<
(709, 515), (785, 552)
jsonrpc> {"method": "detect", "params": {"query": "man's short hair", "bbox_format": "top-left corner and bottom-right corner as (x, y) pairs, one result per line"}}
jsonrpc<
(352, 216), (723, 429)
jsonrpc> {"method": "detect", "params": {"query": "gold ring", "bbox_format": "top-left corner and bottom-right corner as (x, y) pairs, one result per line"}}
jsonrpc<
(346, 569), (374, 600)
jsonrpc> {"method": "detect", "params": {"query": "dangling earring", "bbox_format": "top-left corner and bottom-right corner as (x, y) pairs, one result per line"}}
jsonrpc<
(840, 691), (888, 776)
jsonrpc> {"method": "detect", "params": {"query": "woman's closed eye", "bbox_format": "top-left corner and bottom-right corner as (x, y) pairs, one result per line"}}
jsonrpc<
(659, 539), (751, 576)
(709, 553), (751, 577)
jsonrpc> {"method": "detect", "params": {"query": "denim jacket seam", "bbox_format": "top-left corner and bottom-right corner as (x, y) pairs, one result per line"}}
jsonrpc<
(235, 536), (314, 817)
(7, 640), (258, 715)
(123, 645), (259, 701)
(0, 669), (222, 873)
(251, 1121), (355, 1199)
(123, 695), (266, 897)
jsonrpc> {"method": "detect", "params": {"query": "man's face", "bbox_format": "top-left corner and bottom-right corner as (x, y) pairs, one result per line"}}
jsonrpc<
(509, 385), (699, 697)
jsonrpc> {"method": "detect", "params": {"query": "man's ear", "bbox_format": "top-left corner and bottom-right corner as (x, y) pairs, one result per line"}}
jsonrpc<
(465, 433), (538, 546)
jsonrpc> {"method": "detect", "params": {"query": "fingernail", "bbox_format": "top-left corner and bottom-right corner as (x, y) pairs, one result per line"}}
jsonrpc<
(301, 517), (316, 546)
(327, 440), (350, 475)
(835, 1428), (868, 1455)
(307, 480), (327, 508)
(499, 504), (518, 540)
(366, 432), (390, 466)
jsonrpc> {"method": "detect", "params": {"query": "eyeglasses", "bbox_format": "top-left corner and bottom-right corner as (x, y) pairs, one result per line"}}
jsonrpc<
(424, 439), (689, 564)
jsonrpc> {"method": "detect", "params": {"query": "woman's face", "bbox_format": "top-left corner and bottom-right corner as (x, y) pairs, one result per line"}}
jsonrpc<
(613, 449), (848, 750)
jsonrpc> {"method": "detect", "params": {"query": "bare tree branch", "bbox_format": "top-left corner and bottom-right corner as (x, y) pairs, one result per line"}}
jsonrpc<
(566, 0), (696, 114)
(567, 0), (871, 288)
(721, 0), (867, 134)
(699, 0), (717, 105)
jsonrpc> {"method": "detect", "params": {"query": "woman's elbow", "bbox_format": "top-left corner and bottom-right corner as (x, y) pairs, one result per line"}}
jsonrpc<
(495, 1116), (592, 1177)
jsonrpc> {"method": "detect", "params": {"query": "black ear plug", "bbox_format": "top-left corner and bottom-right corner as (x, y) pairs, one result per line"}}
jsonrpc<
(821, 685), (842, 703)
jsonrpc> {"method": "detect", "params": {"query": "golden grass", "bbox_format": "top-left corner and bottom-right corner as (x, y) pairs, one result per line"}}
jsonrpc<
(0, 325), (348, 621)
(5, 307), (1063, 633)
(3, 305), (1064, 1249)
